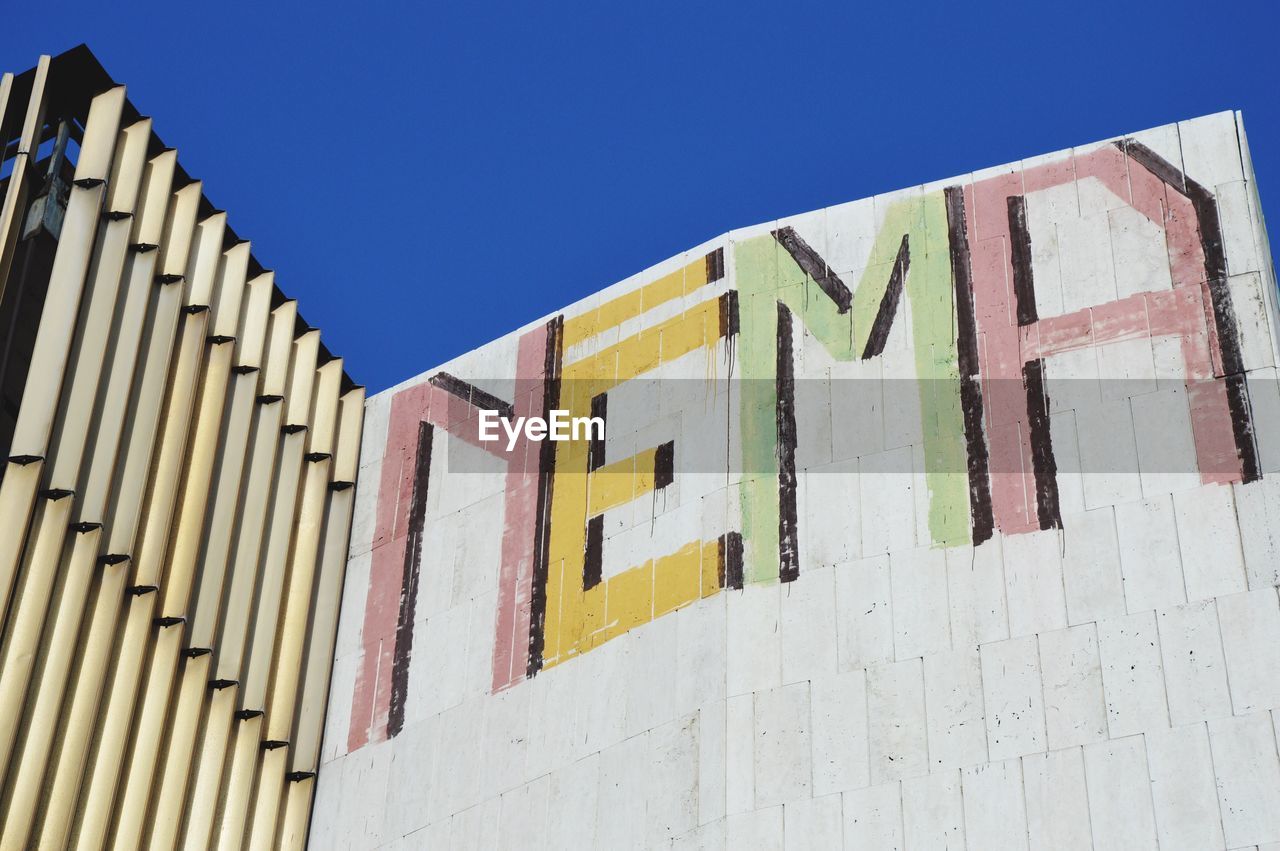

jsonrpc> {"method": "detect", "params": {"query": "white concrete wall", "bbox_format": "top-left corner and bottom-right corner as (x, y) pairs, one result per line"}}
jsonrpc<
(314, 112), (1280, 849)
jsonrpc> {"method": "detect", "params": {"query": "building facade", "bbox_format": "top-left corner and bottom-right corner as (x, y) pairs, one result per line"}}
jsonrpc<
(3, 46), (1280, 851)
(318, 111), (1280, 850)
(0, 48), (362, 848)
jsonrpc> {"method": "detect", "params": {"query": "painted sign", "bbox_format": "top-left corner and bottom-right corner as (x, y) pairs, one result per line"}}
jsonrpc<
(345, 137), (1261, 752)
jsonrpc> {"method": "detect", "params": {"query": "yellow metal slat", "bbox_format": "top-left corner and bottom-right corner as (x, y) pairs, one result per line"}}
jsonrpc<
(107, 619), (184, 848)
(239, 330), (320, 710)
(68, 590), (158, 850)
(111, 334), (234, 849)
(0, 495), (75, 768)
(265, 359), (344, 741)
(276, 777), (315, 851)
(0, 525), (100, 846)
(290, 386), (364, 773)
(0, 58), (45, 299)
(209, 304), (301, 683)
(75, 278), (210, 848)
(0, 113), (150, 836)
(218, 329), (319, 849)
(211, 242), (252, 340)
(103, 181), (199, 556)
(245, 746), (288, 850)
(143, 651), (211, 849)
(127, 323), (241, 846)
(30, 554), (131, 848)
(235, 273), (274, 370)
(26, 180), (177, 849)
(47, 118), (153, 490)
(180, 295), (295, 848)
(177, 683), (237, 850)
(0, 460), (41, 632)
(7, 87), (125, 458)
(210, 391), (285, 680)
(215, 716), (263, 851)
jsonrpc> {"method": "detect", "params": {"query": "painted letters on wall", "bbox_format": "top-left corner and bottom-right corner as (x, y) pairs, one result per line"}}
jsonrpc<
(343, 132), (1264, 754)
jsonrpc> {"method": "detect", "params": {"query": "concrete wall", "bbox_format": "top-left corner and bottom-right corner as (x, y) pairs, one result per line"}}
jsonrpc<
(315, 112), (1280, 850)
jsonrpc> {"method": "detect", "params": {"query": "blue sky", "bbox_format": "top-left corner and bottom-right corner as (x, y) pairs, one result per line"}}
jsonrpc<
(3, 0), (1277, 392)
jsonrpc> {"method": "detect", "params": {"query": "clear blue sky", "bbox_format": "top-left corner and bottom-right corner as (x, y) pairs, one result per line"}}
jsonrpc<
(3, 1), (1277, 392)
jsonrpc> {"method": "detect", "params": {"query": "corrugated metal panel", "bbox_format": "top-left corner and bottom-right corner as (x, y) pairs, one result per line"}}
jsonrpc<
(0, 48), (363, 850)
